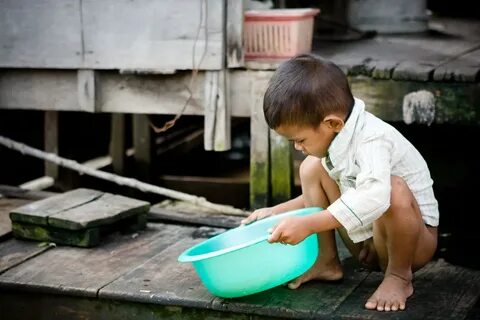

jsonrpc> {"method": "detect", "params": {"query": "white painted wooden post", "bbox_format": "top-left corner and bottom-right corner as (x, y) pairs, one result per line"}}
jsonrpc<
(204, 70), (231, 151)
(214, 70), (231, 151)
(226, 0), (244, 68)
(204, 71), (218, 151)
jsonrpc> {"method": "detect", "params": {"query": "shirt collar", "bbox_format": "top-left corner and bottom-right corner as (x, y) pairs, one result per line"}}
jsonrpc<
(327, 97), (365, 167)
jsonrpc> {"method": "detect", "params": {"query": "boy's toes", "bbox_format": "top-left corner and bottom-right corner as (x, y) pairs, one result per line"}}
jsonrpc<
(376, 299), (386, 311)
(384, 302), (392, 312)
(391, 302), (399, 311)
(287, 278), (303, 290)
(365, 298), (378, 310)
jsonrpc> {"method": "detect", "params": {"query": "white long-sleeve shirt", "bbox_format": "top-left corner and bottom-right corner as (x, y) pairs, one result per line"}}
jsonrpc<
(324, 98), (439, 243)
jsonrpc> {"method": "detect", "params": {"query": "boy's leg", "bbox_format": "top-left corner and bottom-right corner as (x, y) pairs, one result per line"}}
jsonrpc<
(288, 156), (343, 289)
(365, 176), (438, 311)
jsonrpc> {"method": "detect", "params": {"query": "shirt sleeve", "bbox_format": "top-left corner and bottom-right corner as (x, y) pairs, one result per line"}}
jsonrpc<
(327, 135), (393, 232)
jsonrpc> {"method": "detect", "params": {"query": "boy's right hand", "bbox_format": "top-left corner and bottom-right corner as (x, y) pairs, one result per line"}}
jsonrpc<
(240, 207), (276, 225)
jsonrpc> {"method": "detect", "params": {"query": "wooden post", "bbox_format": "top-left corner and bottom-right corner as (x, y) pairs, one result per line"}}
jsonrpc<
(226, 0), (244, 68)
(214, 70), (231, 151)
(204, 71), (218, 151)
(110, 113), (126, 175)
(249, 73), (270, 209)
(270, 130), (293, 205)
(44, 111), (59, 180)
(132, 114), (152, 182)
(204, 70), (231, 151)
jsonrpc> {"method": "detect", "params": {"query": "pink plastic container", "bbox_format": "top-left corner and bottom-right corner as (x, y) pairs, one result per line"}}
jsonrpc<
(244, 8), (320, 61)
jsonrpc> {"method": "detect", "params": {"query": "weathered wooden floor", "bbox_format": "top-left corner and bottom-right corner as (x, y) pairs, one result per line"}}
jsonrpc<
(0, 197), (479, 320)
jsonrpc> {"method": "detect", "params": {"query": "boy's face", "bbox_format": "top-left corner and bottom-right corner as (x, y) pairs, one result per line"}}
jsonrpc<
(275, 115), (344, 158)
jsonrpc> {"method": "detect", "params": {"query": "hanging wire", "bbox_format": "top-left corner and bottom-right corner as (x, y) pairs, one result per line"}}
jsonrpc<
(149, 0), (209, 133)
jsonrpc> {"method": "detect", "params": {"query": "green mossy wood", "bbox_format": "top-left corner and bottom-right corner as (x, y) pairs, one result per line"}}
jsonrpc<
(9, 188), (150, 247)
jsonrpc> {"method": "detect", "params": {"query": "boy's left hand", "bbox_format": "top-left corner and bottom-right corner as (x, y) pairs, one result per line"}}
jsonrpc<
(268, 216), (311, 245)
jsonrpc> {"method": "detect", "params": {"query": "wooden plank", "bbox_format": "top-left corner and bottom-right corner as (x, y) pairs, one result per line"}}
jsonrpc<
(213, 69), (231, 151)
(99, 71), (207, 115)
(12, 222), (100, 248)
(270, 130), (293, 205)
(82, 0), (224, 71)
(77, 69), (97, 112)
(0, 0), (83, 68)
(250, 72), (271, 209)
(204, 70), (232, 151)
(371, 61), (399, 80)
(392, 62), (435, 81)
(0, 239), (55, 274)
(226, 0), (244, 68)
(0, 69), (78, 112)
(0, 185), (55, 201)
(0, 69), (254, 117)
(0, 291), (254, 320)
(44, 111), (59, 180)
(0, 223), (195, 297)
(0, 198), (32, 239)
(349, 76), (480, 125)
(149, 206), (243, 229)
(9, 188), (104, 226)
(211, 257), (369, 319)
(133, 114), (152, 182)
(333, 259), (480, 319)
(433, 48), (480, 82)
(204, 71), (218, 151)
(109, 113), (127, 175)
(100, 237), (215, 309)
(47, 193), (150, 230)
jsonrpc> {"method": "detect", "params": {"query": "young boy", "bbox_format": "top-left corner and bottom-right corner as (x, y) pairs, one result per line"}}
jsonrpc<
(241, 54), (439, 312)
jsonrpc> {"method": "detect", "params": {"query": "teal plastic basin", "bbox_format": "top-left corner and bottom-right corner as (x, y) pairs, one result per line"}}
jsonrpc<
(178, 207), (322, 298)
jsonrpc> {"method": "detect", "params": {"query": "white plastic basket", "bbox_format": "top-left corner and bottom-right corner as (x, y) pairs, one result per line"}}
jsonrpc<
(244, 8), (320, 60)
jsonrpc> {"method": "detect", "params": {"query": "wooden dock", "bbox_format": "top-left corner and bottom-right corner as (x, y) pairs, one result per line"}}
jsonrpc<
(0, 195), (479, 320)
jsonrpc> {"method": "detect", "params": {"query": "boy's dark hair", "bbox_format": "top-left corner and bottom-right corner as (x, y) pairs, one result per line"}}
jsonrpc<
(263, 54), (354, 129)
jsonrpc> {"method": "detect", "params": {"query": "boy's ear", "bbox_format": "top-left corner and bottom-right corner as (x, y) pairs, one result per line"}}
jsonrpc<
(323, 114), (345, 132)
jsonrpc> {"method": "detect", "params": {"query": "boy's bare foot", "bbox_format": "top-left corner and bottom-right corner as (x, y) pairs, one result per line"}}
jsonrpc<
(365, 272), (414, 312)
(287, 256), (343, 289)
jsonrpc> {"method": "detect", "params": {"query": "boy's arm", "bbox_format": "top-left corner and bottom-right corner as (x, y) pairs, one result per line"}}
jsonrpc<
(241, 195), (304, 225)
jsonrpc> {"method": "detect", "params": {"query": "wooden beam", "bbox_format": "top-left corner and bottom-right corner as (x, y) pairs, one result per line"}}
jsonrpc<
(225, 0), (244, 68)
(214, 69), (231, 151)
(204, 71), (218, 151)
(349, 76), (480, 125)
(110, 113), (126, 175)
(0, 185), (57, 200)
(204, 70), (231, 151)
(270, 130), (293, 205)
(249, 73), (271, 209)
(132, 115), (152, 181)
(44, 111), (59, 180)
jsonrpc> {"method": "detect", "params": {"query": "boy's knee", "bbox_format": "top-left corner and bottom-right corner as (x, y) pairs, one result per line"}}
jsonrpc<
(299, 156), (325, 183)
(389, 176), (414, 211)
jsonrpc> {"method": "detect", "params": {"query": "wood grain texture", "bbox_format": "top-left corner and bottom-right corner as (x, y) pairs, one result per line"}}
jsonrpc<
(0, 223), (195, 297)
(10, 188), (104, 226)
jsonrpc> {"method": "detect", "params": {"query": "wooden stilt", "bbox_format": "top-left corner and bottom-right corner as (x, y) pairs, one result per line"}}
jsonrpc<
(249, 73), (270, 209)
(44, 111), (59, 180)
(132, 114), (152, 182)
(110, 113), (126, 175)
(270, 130), (293, 205)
